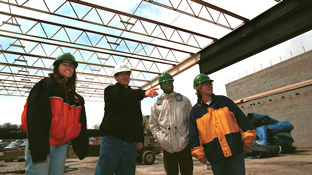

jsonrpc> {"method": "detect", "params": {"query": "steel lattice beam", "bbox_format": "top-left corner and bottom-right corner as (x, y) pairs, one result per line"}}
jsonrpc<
(0, 0), (255, 100)
(143, 0), (248, 29)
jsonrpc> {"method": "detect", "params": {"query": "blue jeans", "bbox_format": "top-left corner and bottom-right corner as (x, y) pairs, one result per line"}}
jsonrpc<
(94, 136), (137, 175)
(210, 151), (246, 175)
(25, 140), (69, 175)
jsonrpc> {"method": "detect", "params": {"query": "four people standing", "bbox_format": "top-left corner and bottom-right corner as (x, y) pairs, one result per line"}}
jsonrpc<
(150, 73), (193, 175)
(21, 55), (256, 174)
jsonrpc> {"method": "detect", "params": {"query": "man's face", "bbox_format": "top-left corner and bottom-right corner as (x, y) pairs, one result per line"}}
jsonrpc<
(114, 71), (131, 87)
(199, 81), (213, 96)
(160, 80), (174, 94)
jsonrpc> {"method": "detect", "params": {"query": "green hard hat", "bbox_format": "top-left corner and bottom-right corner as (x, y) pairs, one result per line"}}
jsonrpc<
(158, 72), (174, 84)
(53, 52), (78, 68)
(193, 73), (213, 87)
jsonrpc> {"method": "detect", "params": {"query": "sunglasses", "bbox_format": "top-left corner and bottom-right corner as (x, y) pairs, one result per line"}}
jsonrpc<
(60, 62), (75, 69)
(161, 81), (173, 85)
(201, 81), (213, 86)
(117, 72), (131, 76)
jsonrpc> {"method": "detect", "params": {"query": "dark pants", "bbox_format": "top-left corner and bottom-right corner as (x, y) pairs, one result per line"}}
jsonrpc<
(163, 145), (193, 175)
(210, 151), (246, 175)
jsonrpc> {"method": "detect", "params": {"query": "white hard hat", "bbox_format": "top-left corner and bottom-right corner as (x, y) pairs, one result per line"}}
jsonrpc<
(113, 63), (131, 76)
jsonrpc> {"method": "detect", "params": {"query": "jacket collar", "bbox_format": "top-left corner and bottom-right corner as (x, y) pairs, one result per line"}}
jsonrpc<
(197, 94), (217, 107)
(115, 82), (131, 89)
(161, 91), (176, 99)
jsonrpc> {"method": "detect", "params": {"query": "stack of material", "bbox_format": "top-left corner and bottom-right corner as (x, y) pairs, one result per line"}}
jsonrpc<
(246, 113), (296, 158)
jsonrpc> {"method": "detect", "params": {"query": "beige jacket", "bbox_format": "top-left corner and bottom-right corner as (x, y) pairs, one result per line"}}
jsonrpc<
(150, 92), (192, 153)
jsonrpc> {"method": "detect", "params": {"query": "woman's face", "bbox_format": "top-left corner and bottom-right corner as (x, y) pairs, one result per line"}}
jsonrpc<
(58, 60), (75, 80)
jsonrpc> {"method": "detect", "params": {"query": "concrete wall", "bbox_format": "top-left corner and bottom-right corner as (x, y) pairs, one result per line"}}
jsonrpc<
(225, 50), (312, 148)
(226, 50), (312, 101)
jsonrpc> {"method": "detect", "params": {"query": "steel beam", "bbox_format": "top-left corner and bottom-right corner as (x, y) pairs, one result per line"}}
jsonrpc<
(0, 11), (193, 55)
(198, 0), (312, 75)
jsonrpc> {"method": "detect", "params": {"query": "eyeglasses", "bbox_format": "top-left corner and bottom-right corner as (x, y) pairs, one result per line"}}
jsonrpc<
(60, 62), (75, 69)
(117, 72), (131, 77)
(161, 81), (173, 85)
(201, 81), (213, 86)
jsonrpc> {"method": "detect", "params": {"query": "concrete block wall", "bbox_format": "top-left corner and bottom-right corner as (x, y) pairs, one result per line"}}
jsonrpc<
(236, 85), (312, 148)
(225, 50), (312, 148)
(226, 50), (312, 101)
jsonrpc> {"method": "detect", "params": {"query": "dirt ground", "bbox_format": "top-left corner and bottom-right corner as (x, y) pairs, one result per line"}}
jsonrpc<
(0, 148), (311, 175)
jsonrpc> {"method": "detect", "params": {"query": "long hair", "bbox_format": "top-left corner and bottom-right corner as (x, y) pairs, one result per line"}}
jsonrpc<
(194, 84), (202, 99)
(50, 61), (77, 92)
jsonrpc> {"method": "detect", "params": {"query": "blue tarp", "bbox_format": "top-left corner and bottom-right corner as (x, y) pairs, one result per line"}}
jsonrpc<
(255, 121), (294, 147)
(247, 113), (279, 127)
(255, 126), (269, 146)
(246, 113), (296, 158)
(266, 121), (294, 135)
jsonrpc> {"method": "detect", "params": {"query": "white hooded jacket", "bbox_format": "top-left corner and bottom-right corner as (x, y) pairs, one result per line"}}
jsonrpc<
(150, 92), (192, 153)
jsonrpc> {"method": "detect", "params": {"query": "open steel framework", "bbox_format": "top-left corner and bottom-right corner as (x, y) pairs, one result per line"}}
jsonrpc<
(0, 0), (270, 101)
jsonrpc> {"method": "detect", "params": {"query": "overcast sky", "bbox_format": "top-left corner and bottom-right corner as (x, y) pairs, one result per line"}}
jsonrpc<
(1, 1), (311, 128)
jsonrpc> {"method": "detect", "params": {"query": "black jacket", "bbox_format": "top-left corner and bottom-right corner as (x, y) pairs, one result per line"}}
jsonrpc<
(23, 76), (89, 162)
(99, 83), (145, 143)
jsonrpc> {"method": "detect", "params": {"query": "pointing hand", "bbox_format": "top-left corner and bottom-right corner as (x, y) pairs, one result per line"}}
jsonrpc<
(145, 88), (159, 98)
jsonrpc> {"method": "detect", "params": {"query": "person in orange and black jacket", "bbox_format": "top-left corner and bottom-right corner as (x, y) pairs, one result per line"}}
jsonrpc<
(21, 52), (89, 175)
(189, 73), (256, 175)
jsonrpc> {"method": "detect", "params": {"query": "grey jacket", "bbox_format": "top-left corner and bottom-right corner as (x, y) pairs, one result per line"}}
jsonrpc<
(150, 92), (192, 153)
